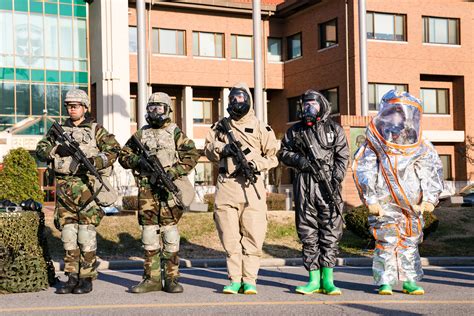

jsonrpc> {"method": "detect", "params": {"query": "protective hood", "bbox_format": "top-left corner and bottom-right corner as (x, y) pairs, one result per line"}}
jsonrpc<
(300, 90), (332, 124)
(367, 90), (423, 154)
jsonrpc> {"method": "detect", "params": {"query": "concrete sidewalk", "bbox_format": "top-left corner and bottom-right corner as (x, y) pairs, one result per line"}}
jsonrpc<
(52, 256), (474, 271)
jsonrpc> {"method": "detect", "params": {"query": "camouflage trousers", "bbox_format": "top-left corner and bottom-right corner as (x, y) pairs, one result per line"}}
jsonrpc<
(55, 176), (104, 279)
(139, 186), (182, 280)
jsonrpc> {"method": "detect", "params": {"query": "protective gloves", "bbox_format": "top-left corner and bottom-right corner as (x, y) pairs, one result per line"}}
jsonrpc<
(297, 156), (311, 172)
(368, 203), (384, 217)
(415, 201), (435, 214)
(55, 144), (73, 157)
(166, 168), (179, 181)
(221, 144), (237, 158)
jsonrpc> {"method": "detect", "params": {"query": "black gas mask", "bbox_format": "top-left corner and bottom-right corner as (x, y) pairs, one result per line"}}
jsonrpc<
(227, 88), (250, 121)
(146, 102), (170, 127)
(301, 90), (323, 127)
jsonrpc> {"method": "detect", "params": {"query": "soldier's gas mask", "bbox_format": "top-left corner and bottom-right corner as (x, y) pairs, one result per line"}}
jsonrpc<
(227, 88), (250, 121)
(300, 90), (325, 127)
(146, 102), (170, 128)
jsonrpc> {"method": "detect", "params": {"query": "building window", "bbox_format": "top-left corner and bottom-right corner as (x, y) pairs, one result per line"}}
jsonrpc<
(319, 19), (338, 49)
(420, 88), (449, 114)
(152, 28), (185, 55)
(366, 12), (406, 41)
(193, 32), (224, 58)
(129, 26), (137, 53)
(287, 33), (302, 60)
(439, 154), (452, 180)
(321, 87), (339, 114)
(231, 34), (252, 60)
(288, 96), (300, 122)
(423, 17), (460, 45)
(0, 6), (89, 135)
(193, 99), (212, 124)
(368, 83), (408, 111)
(194, 161), (214, 185)
(267, 37), (282, 62)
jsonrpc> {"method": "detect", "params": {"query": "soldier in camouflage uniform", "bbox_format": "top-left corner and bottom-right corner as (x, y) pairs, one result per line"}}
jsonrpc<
(119, 92), (199, 294)
(36, 89), (121, 294)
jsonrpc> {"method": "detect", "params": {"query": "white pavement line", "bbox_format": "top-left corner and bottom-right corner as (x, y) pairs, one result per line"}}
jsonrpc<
(2, 300), (473, 313)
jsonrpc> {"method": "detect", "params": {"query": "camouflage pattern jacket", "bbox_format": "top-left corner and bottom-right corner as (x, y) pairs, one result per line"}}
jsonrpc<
(119, 122), (199, 193)
(36, 117), (121, 182)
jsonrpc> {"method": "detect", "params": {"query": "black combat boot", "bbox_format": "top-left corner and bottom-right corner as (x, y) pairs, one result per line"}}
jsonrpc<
(56, 273), (79, 294)
(72, 277), (93, 294)
(163, 278), (184, 293)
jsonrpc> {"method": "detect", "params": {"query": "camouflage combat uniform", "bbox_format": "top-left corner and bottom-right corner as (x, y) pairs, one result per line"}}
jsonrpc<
(119, 121), (199, 291)
(36, 117), (120, 280)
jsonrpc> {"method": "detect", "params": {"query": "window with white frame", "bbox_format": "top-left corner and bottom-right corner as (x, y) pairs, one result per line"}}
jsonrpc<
(439, 154), (452, 180)
(231, 34), (252, 60)
(287, 33), (302, 60)
(129, 26), (137, 53)
(423, 17), (460, 45)
(193, 32), (224, 58)
(193, 99), (212, 124)
(319, 19), (338, 49)
(420, 88), (449, 114)
(267, 37), (282, 61)
(368, 83), (408, 111)
(366, 12), (406, 41)
(152, 28), (185, 55)
(194, 161), (214, 185)
(321, 87), (339, 114)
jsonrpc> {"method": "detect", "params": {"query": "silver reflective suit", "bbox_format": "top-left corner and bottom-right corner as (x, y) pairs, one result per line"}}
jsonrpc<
(353, 90), (443, 286)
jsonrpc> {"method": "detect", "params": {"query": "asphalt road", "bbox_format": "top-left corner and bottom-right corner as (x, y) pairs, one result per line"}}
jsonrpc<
(1, 266), (473, 315)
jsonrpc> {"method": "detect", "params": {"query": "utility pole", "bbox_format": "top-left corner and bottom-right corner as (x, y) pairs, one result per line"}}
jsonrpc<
(136, 0), (147, 127)
(359, 0), (368, 116)
(252, 0), (264, 121)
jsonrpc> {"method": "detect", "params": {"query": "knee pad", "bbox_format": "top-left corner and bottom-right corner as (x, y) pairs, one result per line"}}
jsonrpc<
(77, 224), (97, 252)
(142, 225), (160, 251)
(61, 224), (78, 251)
(161, 225), (180, 253)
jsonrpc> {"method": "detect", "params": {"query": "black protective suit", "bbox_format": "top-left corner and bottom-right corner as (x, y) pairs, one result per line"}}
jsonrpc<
(279, 100), (349, 271)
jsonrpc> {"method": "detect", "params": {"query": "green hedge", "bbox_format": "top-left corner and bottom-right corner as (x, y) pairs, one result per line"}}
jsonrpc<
(0, 148), (44, 203)
(344, 205), (439, 243)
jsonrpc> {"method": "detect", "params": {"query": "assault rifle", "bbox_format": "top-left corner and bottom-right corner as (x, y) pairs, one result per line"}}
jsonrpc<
(131, 135), (183, 206)
(219, 118), (260, 200)
(49, 121), (111, 191)
(299, 129), (344, 221)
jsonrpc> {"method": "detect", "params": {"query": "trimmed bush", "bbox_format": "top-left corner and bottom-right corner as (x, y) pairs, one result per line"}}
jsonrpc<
(203, 194), (214, 212)
(344, 205), (439, 244)
(0, 148), (44, 203)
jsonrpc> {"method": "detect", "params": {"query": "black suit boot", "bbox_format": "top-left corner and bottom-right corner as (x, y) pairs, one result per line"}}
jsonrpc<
(56, 273), (78, 294)
(73, 277), (93, 294)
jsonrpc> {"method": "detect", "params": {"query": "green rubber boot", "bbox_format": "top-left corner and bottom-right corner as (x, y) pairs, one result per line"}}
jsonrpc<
(223, 282), (242, 294)
(378, 284), (393, 295)
(321, 267), (342, 295)
(295, 270), (321, 295)
(243, 283), (257, 295)
(403, 281), (424, 295)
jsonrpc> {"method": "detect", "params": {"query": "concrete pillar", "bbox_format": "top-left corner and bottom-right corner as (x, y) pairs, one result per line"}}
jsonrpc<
(263, 90), (268, 124)
(89, 0), (131, 145)
(182, 86), (195, 185)
(220, 88), (229, 119)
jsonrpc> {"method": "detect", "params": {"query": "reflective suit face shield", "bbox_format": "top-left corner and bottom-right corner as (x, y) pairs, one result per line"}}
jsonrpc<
(227, 88), (250, 120)
(371, 91), (422, 149)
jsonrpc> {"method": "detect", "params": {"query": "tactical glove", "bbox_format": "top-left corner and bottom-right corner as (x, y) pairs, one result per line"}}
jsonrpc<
(55, 144), (73, 157)
(138, 157), (152, 172)
(221, 144), (237, 158)
(420, 201), (435, 213)
(368, 203), (384, 217)
(297, 156), (311, 172)
(167, 168), (179, 181)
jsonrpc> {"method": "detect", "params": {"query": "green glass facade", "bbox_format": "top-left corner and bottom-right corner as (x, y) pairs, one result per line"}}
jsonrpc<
(0, 0), (88, 135)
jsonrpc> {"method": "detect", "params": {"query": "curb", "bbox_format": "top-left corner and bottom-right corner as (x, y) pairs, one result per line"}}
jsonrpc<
(52, 256), (474, 271)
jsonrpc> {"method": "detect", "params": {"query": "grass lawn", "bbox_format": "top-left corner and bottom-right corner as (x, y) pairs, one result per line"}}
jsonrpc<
(43, 205), (473, 261)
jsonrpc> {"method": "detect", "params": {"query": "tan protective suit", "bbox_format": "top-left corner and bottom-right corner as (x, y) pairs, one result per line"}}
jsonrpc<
(353, 90), (444, 286)
(204, 84), (279, 286)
